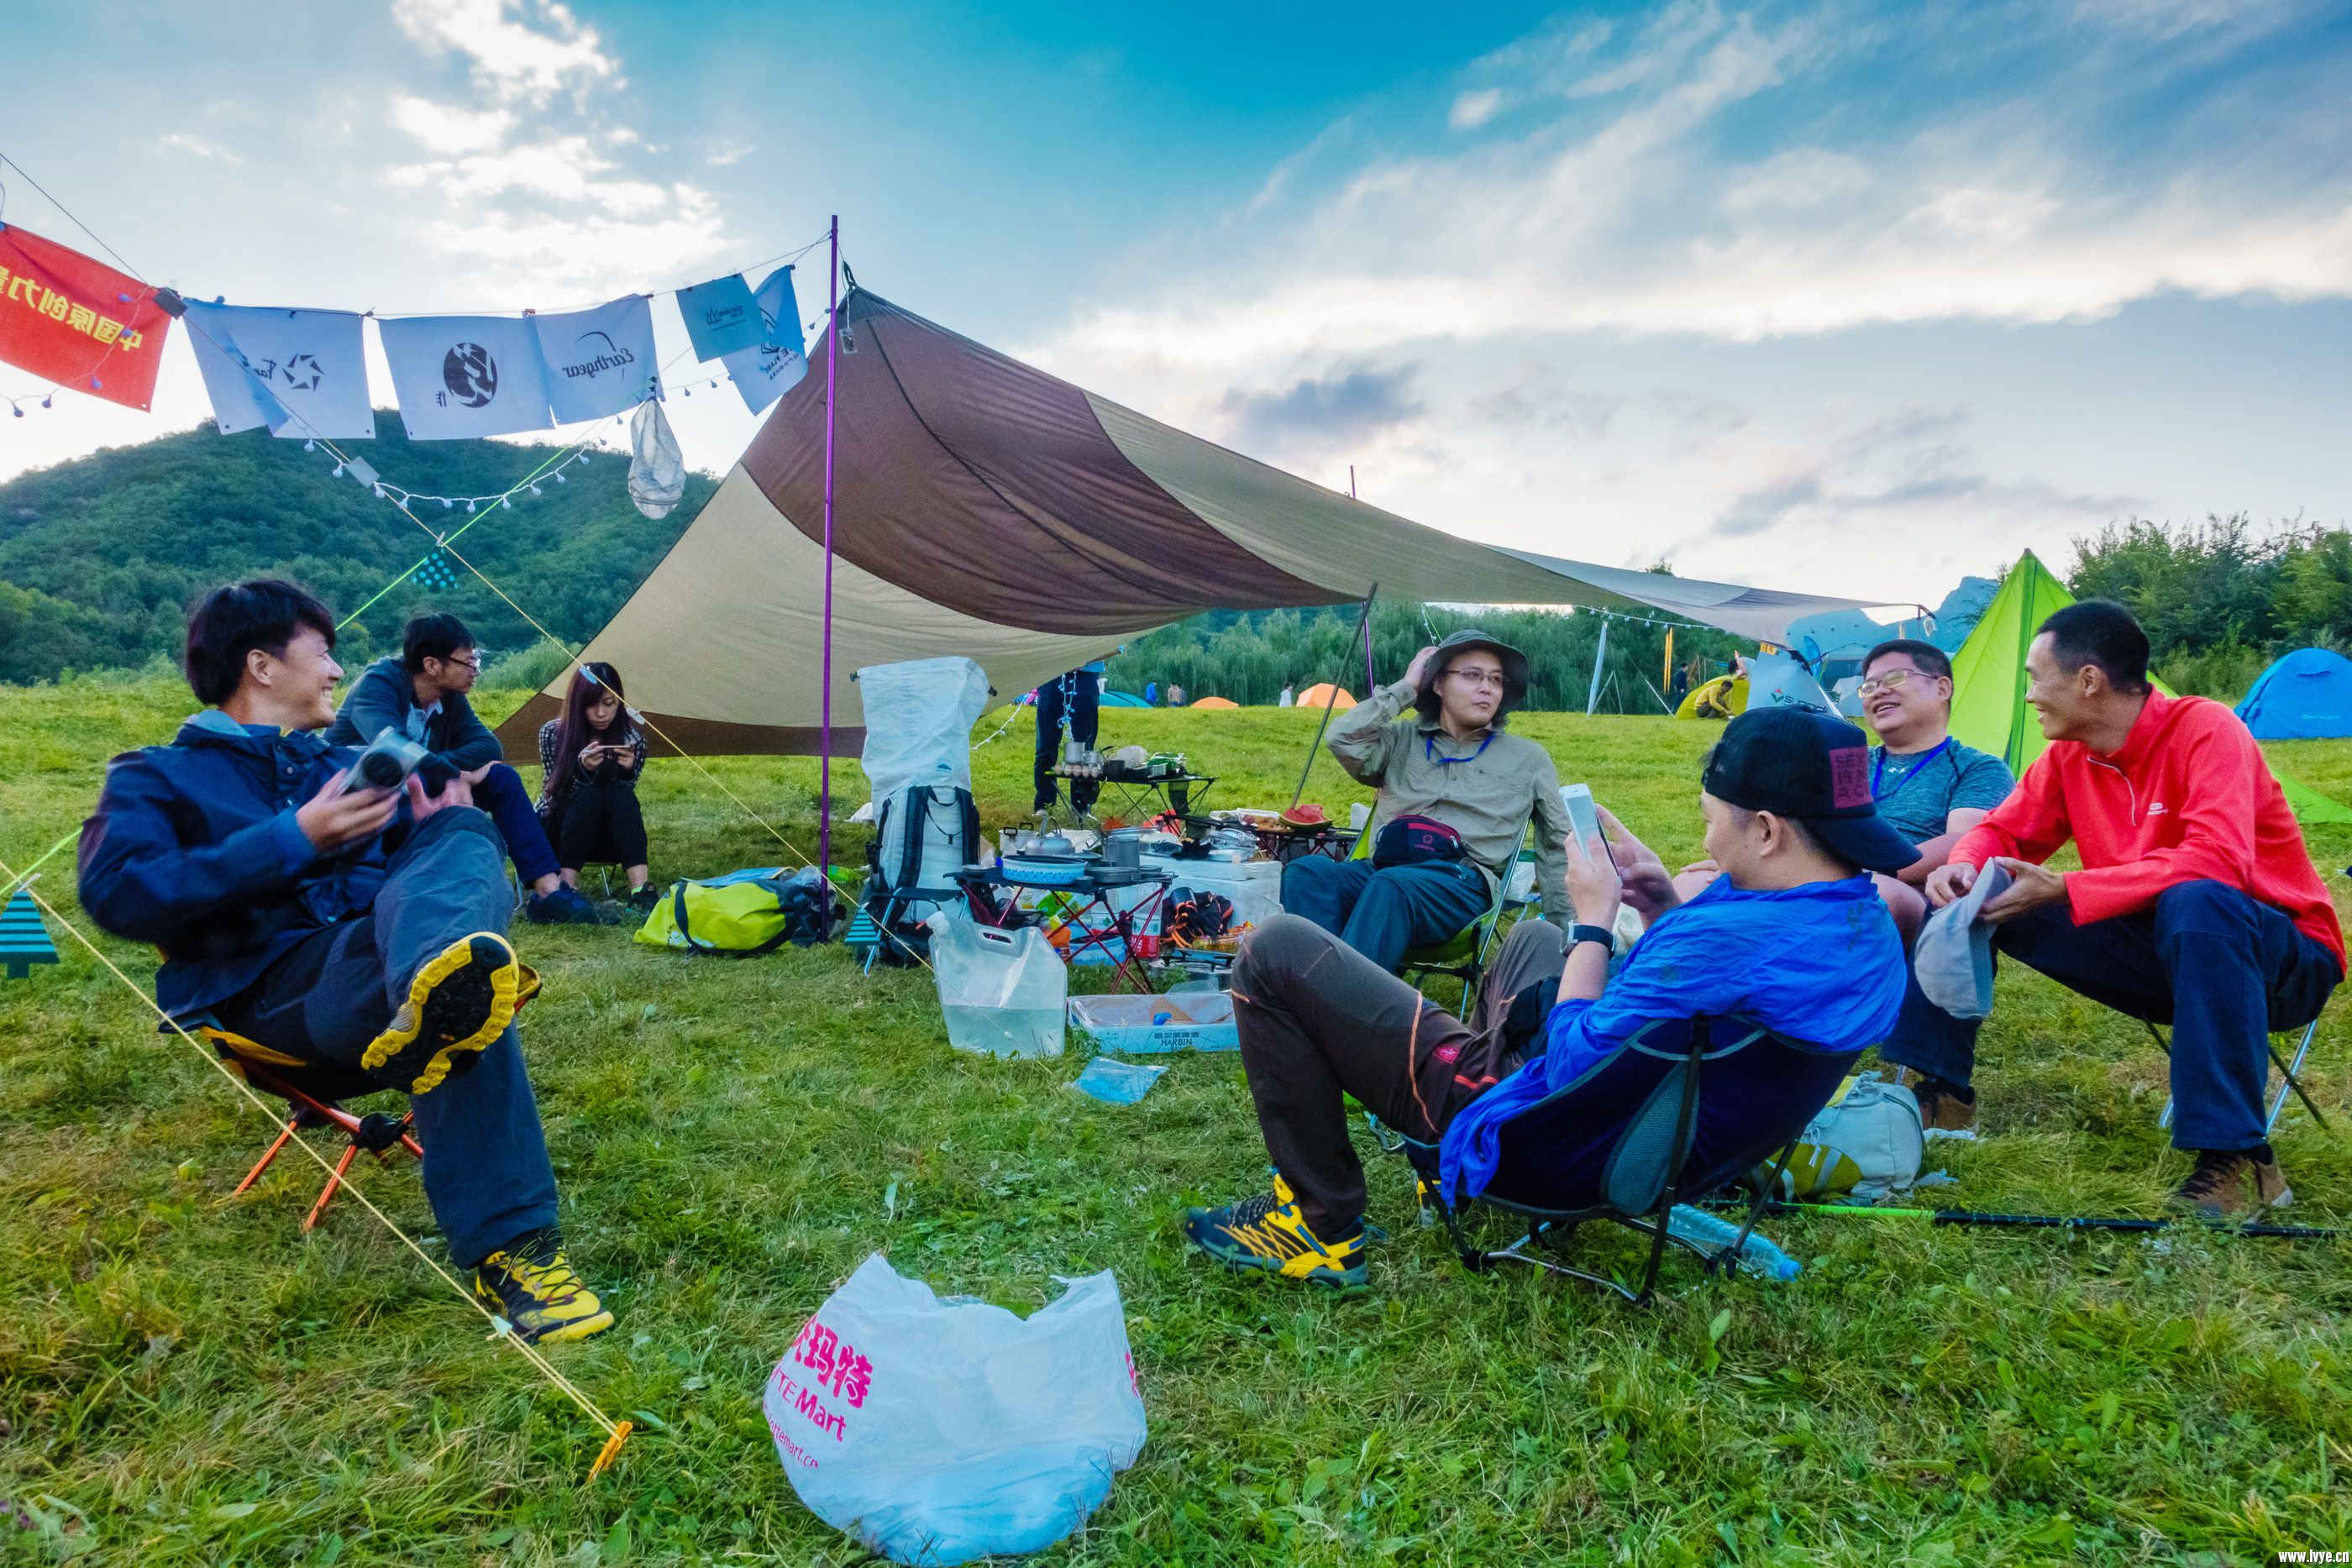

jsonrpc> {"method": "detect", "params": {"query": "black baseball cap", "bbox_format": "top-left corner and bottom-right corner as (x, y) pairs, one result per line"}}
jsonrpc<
(1702, 706), (1921, 876)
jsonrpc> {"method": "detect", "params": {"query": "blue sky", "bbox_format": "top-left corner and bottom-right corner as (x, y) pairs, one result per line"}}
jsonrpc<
(3, 0), (2349, 606)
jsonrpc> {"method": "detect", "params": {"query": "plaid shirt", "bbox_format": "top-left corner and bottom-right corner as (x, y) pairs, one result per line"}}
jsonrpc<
(536, 719), (646, 814)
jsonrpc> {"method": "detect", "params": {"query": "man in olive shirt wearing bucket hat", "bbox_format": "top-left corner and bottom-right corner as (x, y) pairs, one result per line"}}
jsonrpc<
(1283, 629), (1576, 971)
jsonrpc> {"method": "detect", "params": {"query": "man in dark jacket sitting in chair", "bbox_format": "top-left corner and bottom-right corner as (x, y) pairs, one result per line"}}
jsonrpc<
(1184, 707), (1914, 1291)
(325, 613), (601, 925)
(79, 580), (614, 1344)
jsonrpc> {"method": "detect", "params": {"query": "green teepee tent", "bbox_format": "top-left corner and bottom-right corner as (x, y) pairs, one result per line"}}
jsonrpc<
(1947, 550), (2074, 774)
(1947, 550), (2352, 826)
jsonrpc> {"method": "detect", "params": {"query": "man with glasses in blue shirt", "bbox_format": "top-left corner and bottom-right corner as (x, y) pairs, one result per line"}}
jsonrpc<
(328, 614), (599, 924)
(1283, 628), (1575, 971)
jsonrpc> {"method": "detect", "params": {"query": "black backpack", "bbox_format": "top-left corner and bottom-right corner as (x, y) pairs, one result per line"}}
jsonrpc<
(856, 784), (981, 966)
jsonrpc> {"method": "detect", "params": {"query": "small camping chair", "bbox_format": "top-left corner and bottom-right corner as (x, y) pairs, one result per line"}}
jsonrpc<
(1347, 826), (1530, 1010)
(1375, 1015), (1851, 1303)
(2150, 1017), (2328, 1137)
(199, 1025), (422, 1233)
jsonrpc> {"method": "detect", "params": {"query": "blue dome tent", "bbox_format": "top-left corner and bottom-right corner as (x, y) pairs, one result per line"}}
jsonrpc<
(2236, 648), (2352, 739)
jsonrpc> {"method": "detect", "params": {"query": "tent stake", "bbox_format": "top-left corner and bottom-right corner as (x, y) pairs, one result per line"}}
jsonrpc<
(1294, 585), (1376, 810)
(818, 214), (840, 883)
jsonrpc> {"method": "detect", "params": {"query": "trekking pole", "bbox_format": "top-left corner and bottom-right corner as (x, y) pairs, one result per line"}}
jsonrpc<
(1715, 1198), (2343, 1241)
(1291, 585), (1376, 810)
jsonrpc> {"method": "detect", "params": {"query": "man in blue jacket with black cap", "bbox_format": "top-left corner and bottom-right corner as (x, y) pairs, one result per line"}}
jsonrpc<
(1185, 705), (1914, 1291)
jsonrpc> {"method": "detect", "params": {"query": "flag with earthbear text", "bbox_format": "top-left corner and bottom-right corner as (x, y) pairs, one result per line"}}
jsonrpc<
(723, 265), (808, 415)
(378, 313), (554, 439)
(533, 294), (660, 425)
(0, 223), (172, 411)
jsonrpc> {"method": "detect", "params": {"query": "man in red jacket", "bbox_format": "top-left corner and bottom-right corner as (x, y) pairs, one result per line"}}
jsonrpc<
(1888, 600), (2343, 1219)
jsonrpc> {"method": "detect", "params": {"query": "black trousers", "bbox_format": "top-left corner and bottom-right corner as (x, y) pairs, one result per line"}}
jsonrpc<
(1230, 913), (1567, 1234)
(547, 777), (648, 872)
(1033, 669), (1101, 812)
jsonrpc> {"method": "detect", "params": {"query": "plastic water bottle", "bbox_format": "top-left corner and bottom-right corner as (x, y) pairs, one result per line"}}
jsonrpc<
(1665, 1205), (1801, 1281)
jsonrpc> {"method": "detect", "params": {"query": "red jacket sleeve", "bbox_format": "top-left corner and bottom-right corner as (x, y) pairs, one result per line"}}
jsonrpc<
(2063, 712), (2260, 926)
(1949, 753), (2066, 872)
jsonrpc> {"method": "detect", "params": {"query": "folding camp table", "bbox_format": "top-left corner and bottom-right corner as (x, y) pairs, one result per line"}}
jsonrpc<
(1058, 766), (1216, 821)
(953, 863), (1172, 994)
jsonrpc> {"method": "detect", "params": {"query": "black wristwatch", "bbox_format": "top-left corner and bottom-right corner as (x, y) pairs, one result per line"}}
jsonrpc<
(1569, 923), (1614, 952)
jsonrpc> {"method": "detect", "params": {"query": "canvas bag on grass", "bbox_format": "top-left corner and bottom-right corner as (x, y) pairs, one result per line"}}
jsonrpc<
(1751, 1073), (1926, 1201)
(765, 1253), (1147, 1566)
(634, 867), (838, 954)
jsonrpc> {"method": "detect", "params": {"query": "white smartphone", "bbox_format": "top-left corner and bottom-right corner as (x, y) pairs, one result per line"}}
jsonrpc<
(1561, 783), (1601, 847)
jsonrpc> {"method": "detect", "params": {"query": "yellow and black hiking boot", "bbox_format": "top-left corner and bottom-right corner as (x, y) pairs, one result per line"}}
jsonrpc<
(361, 933), (520, 1093)
(473, 1230), (615, 1345)
(1893, 1067), (1977, 1135)
(1182, 1173), (1368, 1290)
(2170, 1146), (2292, 1223)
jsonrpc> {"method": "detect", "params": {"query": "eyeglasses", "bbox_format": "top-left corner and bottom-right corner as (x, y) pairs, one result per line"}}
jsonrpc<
(1446, 668), (1506, 690)
(439, 655), (482, 673)
(1856, 668), (1940, 696)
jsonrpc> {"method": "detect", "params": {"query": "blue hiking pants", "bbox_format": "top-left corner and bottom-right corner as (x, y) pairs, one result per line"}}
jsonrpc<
(1882, 878), (2339, 1152)
(473, 761), (560, 889)
(213, 806), (559, 1266)
(1280, 855), (1492, 974)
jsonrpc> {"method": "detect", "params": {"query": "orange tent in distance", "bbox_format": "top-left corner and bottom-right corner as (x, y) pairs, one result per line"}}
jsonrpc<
(1296, 684), (1356, 710)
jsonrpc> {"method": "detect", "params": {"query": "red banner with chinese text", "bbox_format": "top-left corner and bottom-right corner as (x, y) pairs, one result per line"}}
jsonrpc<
(0, 223), (172, 411)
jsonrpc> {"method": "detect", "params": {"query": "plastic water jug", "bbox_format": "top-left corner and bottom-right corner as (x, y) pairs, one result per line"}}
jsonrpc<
(925, 910), (1067, 1058)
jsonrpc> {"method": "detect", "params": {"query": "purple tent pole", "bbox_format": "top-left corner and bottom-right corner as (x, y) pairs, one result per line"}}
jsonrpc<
(818, 213), (840, 880)
(1350, 466), (1374, 692)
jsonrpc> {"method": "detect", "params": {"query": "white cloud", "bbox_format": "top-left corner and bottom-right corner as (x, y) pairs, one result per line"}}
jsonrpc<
(375, 1), (735, 302)
(160, 132), (244, 163)
(1037, 6), (2352, 382)
(391, 0), (618, 102)
(1448, 89), (1505, 131)
(391, 93), (513, 154)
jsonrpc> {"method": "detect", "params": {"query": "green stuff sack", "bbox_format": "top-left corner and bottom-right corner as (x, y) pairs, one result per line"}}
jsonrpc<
(634, 867), (839, 955)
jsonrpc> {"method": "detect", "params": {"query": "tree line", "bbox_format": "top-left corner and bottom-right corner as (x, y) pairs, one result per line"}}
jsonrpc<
(0, 412), (708, 685)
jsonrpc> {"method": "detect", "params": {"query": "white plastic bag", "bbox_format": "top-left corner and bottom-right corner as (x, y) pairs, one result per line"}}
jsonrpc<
(858, 657), (993, 805)
(926, 909), (1066, 1058)
(766, 1254), (1147, 1565)
(627, 397), (686, 519)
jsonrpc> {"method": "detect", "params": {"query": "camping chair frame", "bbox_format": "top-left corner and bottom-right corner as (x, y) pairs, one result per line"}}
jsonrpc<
(201, 1027), (423, 1233)
(2150, 1017), (2328, 1137)
(1372, 1017), (1805, 1305)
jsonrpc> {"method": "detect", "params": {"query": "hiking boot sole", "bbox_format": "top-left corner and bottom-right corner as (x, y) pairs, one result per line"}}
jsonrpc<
(362, 934), (519, 1093)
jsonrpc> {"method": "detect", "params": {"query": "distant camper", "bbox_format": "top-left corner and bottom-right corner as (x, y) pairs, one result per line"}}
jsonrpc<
(1279, 685), (1294, 707)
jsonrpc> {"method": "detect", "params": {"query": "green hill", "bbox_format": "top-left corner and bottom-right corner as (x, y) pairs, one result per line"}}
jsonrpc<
(0, 412), (715, 684)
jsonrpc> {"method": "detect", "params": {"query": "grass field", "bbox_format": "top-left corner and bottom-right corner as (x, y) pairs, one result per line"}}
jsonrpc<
(3, 672), (2350, 1565)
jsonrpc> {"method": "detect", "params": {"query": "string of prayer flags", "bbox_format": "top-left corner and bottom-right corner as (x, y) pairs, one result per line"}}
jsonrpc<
(181, 301), (374, 439)
(722, 265), (809, 415)
(533, 295), (661, 425)
(0, 223), (171, 411)
(677, 270), (764, 361)
(378, 314), (554, 440)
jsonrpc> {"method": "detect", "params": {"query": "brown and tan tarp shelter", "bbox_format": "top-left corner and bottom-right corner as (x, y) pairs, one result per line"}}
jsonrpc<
(496, 289), (1882, 759)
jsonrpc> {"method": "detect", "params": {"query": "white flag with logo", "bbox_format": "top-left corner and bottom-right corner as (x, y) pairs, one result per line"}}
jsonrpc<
(722, 266), (810, 415)
(379, 314), (553, 440)
(533, 294), (661, 425)
(181, 302), (375, 439)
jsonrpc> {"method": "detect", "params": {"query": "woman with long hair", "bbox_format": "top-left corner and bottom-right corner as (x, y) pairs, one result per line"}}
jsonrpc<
(537, 662), (655, 910)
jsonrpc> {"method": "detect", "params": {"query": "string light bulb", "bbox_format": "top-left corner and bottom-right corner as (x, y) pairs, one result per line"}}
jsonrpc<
(529, 484), (542, 496)
(443, 498), (454, 509)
